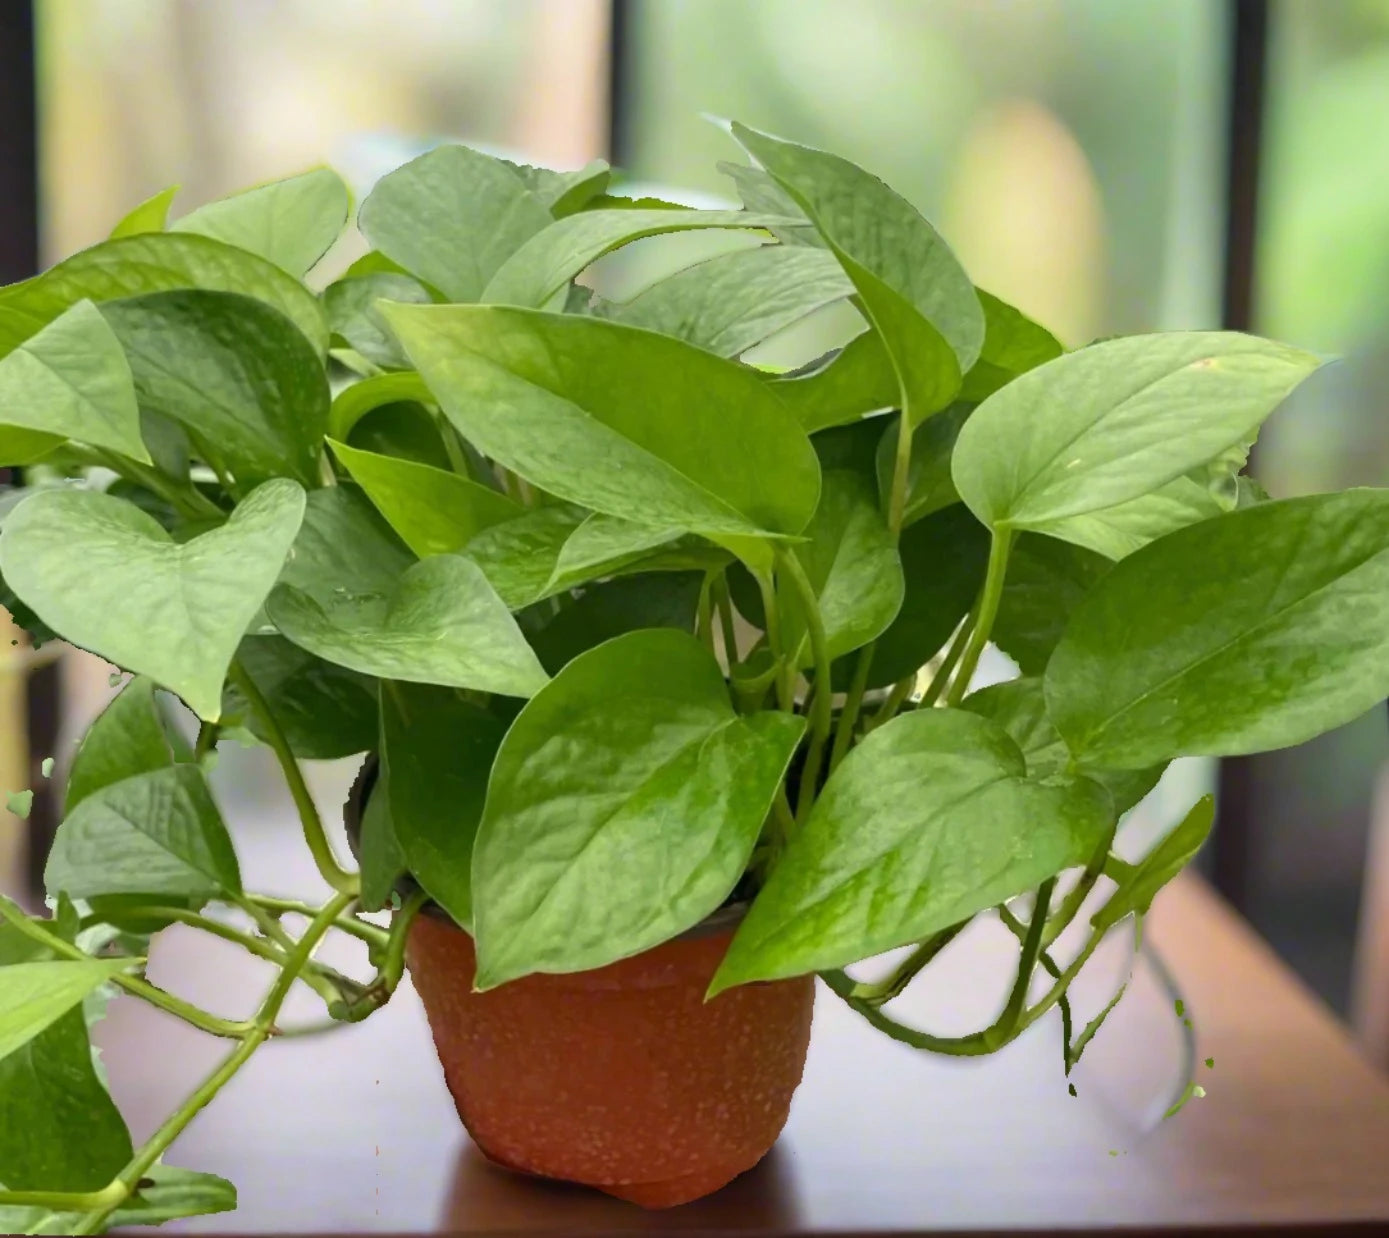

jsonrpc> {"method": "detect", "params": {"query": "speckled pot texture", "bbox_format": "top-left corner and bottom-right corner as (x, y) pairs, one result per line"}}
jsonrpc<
(405, 908), (815, 1208)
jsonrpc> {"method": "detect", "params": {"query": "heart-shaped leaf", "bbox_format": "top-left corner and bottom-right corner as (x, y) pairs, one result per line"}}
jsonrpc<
(0, 479), (306, 720)
(472, 629), (805, 988)
(46, 764), (241, 902)
(221, 635), (378, 760)
(328, 438), (520, 558)
(992, 534), (1111, 675)
(601, 244), (854, 358)
(0, 957), (131, 1064)
(279, 486), (415, 607)
(65, 676), (174, 811)
(269, 554), (548, 698)
(0, 232), (328, 359)
(462, 504), (587, 608)
(1046, 489), (1389, 769)
(781, 469), (903, 666)
(767, 330), (899, 433)
(0, 299), (149, 464)
(0, 1006), (133, 1192)
(171, 167), (349, 277)
(959, 290), (1064, 403)
(380, 683), (508, 929)
(732, 123), (983, 424)
(356, 763), (405, 913)
(710, 708), (1111, 993)
(385, 304), (820, 539)
(358, 144), (555, 302)
(479, 207), (810, 308)
(109, 185), (179, 239)
(962, 677), (1162, 815)
(506, 158), (612, 216)
(101, 290), (329, 489)
(952, 332), (1322, 531)
(323, 271), (432, 370)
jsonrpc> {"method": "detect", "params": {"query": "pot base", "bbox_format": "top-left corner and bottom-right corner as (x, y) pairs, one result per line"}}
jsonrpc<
(406, 911), (814, 1209)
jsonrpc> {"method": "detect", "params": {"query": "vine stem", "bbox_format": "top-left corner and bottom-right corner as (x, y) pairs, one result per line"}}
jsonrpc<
(754, 569), (794, 712)
(829, 643), (874, 773)
(241, 894), (388, 952)
(81, 448), (223, 521)
(712, 571), (740, 671)
(776, 548), (833, 823)
(71, 894), (356, 1235)
(0, 902), (253, 1039)
(886, 410), (914, 536)
(944, 527), (1014, 707)
(227, 662), (359, 896)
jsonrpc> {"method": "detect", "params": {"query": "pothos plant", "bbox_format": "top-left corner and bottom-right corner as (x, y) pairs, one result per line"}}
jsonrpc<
(0, 121), (1369, 1231)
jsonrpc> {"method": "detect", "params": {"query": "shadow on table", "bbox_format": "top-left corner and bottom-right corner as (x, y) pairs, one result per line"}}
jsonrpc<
(441, 1142), (804, 1231)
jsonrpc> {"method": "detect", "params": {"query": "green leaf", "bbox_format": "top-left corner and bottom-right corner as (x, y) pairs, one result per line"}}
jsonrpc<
(472, 629), (805, 988)
(0, 232), (329, 359)
(709, 708), (1111, 992)
(0, 1007), (133, 1192)
(103, 1164), (237, 1227)
(717, 161), (823, 246)
(0, 957), (130, 1063)
(65, 677), (174, 811)
(328, 438), (520, 558)
(479, 207), (808, 308)
(959, 290), (1064, 403)
(171, 167), (350, 277)
(529, 572), (704, 674)
(731, 123), (982, 423)
(2, 480), (305, 720)
(357, 765), (404, 913)
(109, 185), (179, 239)
(601, 245), (853, 358)
(1046, 490), (1389, 768)
(221, 635), (377, 760)
(101, 290), (329, 489)
(782, 469), (902, 666)
(344, 399), (452, 470)
(962, 677), (1162, 814)
(875, 403), (972, 528)
(385, 304), (820, 539)
(505, 158), (612, 217)
(545, 514), (727, 598)
(269, 554), (547, 698)
(1093, 796), (1214, 929)
(461, 503), (587, 609)
(849, 502), (989, 690)
(992, 534), (1111, 675)
(277, 485), (414, 606)
(0, 300), (149, 464)
(951, 332), (1322, 531)
(46, 764), (241, 902)
(766, 330), (898, 433)
(380, 683), (507, 929)
(323, 271), (432, 370)
(358, 144), (553, 302)
(327, 370), (432, 441)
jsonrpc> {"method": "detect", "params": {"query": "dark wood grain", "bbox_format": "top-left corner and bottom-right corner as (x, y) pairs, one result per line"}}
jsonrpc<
(97, 866), (1389, 1235)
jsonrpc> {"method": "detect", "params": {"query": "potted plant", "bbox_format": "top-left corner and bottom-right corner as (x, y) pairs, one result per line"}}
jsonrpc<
(0, 121), (1373, 1230)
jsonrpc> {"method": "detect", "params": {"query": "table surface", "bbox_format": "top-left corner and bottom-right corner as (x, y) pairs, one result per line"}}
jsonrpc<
(94, 856), (1389, 1238)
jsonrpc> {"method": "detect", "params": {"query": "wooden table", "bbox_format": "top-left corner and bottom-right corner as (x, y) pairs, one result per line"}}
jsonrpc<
(94, 861), (1389, 1236)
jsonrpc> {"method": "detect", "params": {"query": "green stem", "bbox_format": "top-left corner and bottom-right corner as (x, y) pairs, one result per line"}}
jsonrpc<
(0, 1183), (126, 1212)
(886, 410), (914, 536)
(850, 921), (965, 1005)
(327, 890), (427, 1022)
(921, 611), (975, 710)
(944, 527), (1013, 707)
(873, 674), (919, 729)
(0, 902), (253, 1039)
(241, 894), (388, 952)
(777, 548), (833, 823)
(193, 721), (220, 760)
(71, 894), (356, 1236)
(829, 643), (874, 773)
(755, 570), (793, 712)
(1042, 829), (1115, 949)
(696, 571), (716, 654)
(85, 448), (223, 521)
(712, 572), (740, 670)
(227, 663), (359, 896)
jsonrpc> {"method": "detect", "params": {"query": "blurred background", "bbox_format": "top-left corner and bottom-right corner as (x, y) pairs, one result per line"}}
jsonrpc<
(2, 0), (1388, 1066)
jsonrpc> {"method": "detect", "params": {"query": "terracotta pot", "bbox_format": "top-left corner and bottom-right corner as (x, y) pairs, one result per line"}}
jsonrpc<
(405, 906), (815, 1208)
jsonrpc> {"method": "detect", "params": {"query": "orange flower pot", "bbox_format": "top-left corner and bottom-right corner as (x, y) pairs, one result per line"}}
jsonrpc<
(405, 907), (815, 1208)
